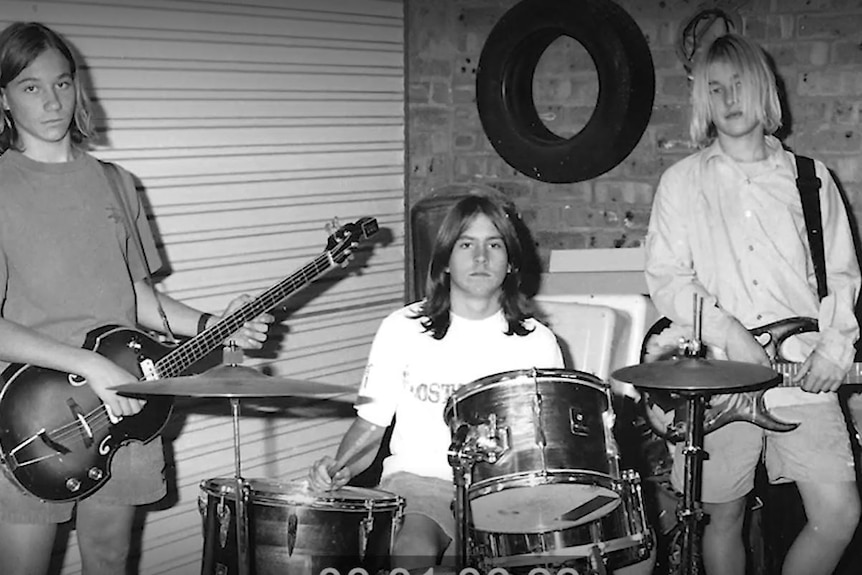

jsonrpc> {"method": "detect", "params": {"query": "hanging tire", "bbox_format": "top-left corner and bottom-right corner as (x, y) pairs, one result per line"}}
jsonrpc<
(476, 0), (655, 184)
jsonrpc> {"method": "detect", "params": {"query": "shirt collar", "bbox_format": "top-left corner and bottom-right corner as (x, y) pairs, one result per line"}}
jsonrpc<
(701, 135), (790, 171)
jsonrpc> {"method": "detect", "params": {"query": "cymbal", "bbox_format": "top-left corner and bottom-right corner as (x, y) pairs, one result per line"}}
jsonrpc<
(112, 365), (352, 398)
(611, 357), (781, 392)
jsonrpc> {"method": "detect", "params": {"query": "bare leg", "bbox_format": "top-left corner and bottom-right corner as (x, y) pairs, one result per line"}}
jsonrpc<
(76, 500), (137, 575)
(391, 513), (451, 571)
(782, 480), (859, 575)
(701, 498), (747, 575)
(0, 522), (56, 575)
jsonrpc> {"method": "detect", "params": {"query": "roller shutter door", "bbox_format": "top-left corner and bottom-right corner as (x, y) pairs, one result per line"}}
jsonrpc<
(0, 1), (405, 573)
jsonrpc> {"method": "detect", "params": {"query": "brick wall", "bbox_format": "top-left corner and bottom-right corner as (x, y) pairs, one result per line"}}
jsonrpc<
(406, 0), (862, 279)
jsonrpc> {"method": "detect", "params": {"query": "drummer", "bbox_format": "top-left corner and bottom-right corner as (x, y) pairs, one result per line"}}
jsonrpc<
(308, 190), (563, 571)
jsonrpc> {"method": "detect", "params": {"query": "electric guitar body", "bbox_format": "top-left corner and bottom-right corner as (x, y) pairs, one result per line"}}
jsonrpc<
(640, 316), (861, 442)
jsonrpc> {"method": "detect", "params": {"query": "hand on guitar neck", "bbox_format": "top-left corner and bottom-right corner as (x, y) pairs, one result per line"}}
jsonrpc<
(76, 293), (274, 423)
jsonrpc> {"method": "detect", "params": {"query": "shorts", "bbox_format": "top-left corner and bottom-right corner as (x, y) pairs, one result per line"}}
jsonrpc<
(0, 437), (167, 524)
(671, 401), (856, 503)
(379, 472), (456, 542)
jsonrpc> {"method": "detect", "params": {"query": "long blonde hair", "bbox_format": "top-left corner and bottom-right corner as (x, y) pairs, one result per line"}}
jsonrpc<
(689, 33), (782, 147)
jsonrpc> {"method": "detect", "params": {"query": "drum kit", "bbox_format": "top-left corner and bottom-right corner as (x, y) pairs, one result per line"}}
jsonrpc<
(114, 332), (782, 575)
(444, 368), (653, 575)
(442, 339), (781, 573)
(115, 354), (404, 575)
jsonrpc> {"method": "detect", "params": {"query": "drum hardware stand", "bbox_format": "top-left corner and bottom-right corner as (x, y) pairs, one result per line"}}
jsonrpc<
(587, 545), (608, 575)
(675, 296), (708, 575)
(675, 389), (707, 575)
(448, 416), (509, 571)
(224, 343), (252, 575)
(614, 297), (780, 575)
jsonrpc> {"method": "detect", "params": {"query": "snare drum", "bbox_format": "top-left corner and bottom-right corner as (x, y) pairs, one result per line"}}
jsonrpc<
(472, 470), (654, 574)
(199, 478), (404, 575)
(444, 368), (621, 534)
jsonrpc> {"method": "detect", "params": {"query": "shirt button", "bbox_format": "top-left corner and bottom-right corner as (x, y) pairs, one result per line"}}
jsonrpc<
(753, 279), (759, 286)
(757, 314), (763, 320)
(748, 245), (754, 251)
(744, 210), (753, 218)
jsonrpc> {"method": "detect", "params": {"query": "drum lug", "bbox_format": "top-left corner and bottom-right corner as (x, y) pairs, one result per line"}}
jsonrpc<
(569, 405), (590, 436)
(217, 498), (231, 549)
(286, 513), (298, 556)
(532, 393), (547, 448)
(474, 413), (509, 463)
(391, 496), (405, 553)
(198, 492), (207, 521)
(359, 503), (374, 558)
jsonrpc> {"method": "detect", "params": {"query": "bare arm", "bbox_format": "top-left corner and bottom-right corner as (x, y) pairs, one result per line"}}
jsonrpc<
(134, 280), (273, 349)
(0, 318), (146, 418)
(308, 417), (386, 491)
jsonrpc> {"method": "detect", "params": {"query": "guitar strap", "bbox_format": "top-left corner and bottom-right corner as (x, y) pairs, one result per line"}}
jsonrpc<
(795, 154), (827, 300)
(794, 155), (862, 463)
(101, 161), (178, 343)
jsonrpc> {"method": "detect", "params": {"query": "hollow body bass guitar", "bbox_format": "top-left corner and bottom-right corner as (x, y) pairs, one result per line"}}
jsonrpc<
(0, 217), (378, 501)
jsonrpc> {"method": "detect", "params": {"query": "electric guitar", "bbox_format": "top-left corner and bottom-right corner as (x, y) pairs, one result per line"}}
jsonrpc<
(0, 217), (379, 501)
(640, 316), (862, 442)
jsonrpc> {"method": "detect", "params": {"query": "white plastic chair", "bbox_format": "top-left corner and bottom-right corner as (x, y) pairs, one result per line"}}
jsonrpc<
(533, 296), (617, 382)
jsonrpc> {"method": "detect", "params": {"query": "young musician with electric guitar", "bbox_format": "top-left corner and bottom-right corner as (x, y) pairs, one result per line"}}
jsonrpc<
(0, 23), (273, 575)
(645, 33), (860, 575)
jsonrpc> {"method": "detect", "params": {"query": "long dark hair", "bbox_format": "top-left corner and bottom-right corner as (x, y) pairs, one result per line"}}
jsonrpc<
(0, 22), (94, 153)
(417, 191), (535, 339)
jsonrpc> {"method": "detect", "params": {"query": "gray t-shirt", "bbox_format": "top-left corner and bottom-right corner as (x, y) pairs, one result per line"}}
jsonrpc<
(0, 150), (162, 356)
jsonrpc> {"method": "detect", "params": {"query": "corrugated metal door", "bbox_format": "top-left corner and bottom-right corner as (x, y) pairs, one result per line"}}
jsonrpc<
(0, 1), (404, 573)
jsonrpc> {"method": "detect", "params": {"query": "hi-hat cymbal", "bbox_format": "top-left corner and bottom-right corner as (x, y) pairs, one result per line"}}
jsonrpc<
(611, 357), (781, 393)
(112, 365), (352, 398)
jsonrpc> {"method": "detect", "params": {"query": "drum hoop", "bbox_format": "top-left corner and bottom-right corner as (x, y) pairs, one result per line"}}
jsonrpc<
(483, 533), (649, 568)
(443, 368), (606, 419)
(200, 479), (403, 510)
(468, 470), (620, 499)
(252, 497), (404, 511)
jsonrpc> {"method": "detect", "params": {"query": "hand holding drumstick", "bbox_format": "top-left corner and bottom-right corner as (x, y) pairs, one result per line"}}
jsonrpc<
(308, 418), (385, 491)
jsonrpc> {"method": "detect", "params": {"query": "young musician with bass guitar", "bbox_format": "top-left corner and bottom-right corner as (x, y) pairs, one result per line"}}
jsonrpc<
(0, 22), (272, 575)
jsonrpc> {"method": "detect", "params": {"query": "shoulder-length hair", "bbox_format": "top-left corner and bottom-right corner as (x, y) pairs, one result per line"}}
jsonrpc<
(689, 33), (782, 147)
(0, 22), (94, 153)
(417, 191), (534, 340)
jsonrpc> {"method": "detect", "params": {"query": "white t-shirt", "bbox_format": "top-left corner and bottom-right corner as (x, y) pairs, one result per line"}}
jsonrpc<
(356, 302), (564, 481)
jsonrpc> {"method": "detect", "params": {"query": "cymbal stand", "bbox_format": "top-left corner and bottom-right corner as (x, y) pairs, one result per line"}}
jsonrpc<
(230, 397), (251, 575)
(224, 343), (251, 575)
(677, 390), (707, 575)
(677, 294), (707, 575)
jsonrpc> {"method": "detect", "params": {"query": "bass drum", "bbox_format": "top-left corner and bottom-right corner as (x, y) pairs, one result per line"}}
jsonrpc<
(199, 478), (404, 575)
(444, 368), (621, 534)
